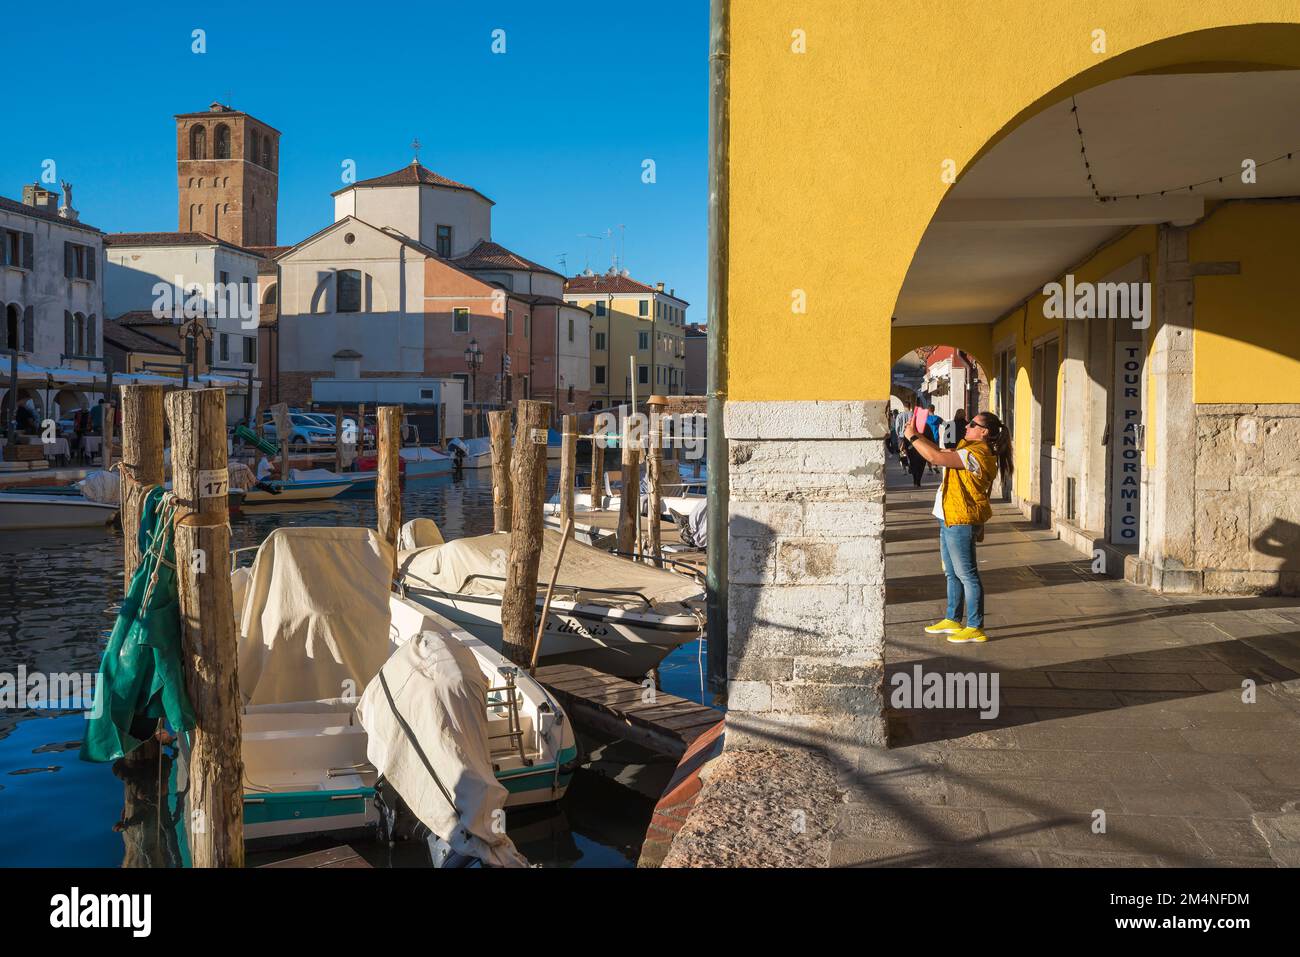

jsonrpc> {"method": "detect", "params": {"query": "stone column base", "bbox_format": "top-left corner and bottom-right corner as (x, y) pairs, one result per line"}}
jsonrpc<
(724, 400), (890, 760)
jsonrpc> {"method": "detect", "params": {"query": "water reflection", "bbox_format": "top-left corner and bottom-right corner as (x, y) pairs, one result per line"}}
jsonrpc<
(0, 470), (699, 867)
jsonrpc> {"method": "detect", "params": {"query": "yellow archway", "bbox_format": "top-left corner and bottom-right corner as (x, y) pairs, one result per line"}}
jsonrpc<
(726, 13), (1300, 403)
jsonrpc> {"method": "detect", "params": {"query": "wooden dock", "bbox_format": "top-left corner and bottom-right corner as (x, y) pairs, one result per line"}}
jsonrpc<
(534, 664), (722, 759)
(259, 844), (373, 868)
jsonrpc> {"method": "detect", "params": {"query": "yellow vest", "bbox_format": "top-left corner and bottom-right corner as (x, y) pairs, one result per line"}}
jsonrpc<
(941, 439), (997, 526)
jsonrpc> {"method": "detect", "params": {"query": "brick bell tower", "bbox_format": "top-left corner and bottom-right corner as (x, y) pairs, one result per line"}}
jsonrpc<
(175, 102), (279, 247)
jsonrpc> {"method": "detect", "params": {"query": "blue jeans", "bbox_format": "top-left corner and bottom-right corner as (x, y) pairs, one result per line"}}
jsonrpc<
(938, 521), (984, 629)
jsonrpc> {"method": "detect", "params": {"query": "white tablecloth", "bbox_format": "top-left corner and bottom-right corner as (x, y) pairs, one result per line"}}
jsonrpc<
(44, 438), (70, 459)
(81, 436), (102, 457)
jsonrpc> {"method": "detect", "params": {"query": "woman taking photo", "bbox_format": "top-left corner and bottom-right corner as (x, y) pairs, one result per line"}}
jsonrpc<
(902, 411), (1014, 643)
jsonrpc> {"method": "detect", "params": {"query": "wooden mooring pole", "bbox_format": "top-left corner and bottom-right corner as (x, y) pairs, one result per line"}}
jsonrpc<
(559, 414), (576, 540)
(590, 428), (605, 509)
(617, 407), (640, 555)
(376, 405), (402, 569)
(334, 405), (343, 473)
(164, 387), (243, 868)
(647, 417), (663, 566)
(120, 384), (164, 591)
(489, 410), (512, 533)
(103, 397), (116, 470)
(500, 399), (550, 667)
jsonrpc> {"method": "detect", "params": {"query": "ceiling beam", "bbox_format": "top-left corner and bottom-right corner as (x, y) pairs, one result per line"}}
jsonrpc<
(931, 195), (1205, 228)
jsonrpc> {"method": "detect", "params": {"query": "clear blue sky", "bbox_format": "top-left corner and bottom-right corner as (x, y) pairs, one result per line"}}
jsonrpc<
(1, 0), (708, 315)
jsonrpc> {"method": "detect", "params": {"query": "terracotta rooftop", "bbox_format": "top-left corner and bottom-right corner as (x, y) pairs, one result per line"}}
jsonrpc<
(105, 231), (254, 255)
(102, 318), (182, 356)
(331, 160), (493, 204)
(0, 194), (102, 235)
(451, 240), (561, 277)
(245, 244), (293, 274)
(565, 272), (690, 305)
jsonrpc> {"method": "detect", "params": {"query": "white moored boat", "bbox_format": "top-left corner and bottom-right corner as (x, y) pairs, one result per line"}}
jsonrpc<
(241, 473), (352, 505)
(233, 526), (575, 863)
(0, 490), (118, 530)
(396, 528), (706, 679)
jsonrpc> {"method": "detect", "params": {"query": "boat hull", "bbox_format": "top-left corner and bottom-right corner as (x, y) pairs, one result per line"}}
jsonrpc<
(242, 479), (351, 505)
(403, 587), (701, 679)
(0, 493), (118, 530)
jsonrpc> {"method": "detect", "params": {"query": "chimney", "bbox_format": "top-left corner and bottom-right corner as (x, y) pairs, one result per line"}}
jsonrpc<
(670, 288), (675, 298)
(655, 281), (664, 292)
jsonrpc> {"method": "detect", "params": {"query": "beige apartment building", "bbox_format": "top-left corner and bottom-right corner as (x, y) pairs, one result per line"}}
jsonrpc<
(564, 270), (688, 408)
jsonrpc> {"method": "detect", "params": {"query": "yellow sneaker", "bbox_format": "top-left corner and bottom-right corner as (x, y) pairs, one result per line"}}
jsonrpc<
(947, 627), (989, 643)
(924, 618), (962, 635)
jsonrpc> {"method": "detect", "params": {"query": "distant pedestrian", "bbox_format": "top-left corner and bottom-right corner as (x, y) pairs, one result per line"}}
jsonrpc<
(925, 402), (943, 473)
(948, 409), (967, 449)
(903, 410), (1014, 644)
(90, 399), (107, 435)
(16, 399), (38, 435)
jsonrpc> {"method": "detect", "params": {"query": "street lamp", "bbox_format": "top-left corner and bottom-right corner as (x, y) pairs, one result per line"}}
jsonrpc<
(464, 338), (483, 437)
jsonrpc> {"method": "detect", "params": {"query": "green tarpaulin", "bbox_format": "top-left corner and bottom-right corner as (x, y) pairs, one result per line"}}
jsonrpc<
(81, 486), (196, 763)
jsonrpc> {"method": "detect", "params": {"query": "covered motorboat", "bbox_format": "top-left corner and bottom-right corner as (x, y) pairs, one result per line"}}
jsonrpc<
(234, 526), (574, 859)
(397, 528), (706, 678)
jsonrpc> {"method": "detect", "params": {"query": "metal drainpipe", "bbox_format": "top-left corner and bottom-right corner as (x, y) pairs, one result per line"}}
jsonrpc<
(705, 0), (730, 695)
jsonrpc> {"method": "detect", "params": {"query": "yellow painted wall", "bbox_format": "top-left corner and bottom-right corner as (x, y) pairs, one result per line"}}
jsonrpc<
(986, 225), (1159, 501)
(1189, 201), (1300, 403)
(727, 8), (1300, 402)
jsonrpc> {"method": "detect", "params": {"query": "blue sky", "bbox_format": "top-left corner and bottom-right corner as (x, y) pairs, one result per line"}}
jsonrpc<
(1, 0), (708, 314)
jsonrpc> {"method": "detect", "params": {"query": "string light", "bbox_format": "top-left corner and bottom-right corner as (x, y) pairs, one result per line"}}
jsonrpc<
(1070, 95), (1298, 203)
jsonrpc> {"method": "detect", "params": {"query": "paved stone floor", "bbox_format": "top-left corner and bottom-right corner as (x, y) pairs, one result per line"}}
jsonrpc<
(832, 460), (1300, 867)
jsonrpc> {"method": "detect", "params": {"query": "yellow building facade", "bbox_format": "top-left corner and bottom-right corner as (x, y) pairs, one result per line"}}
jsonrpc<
(565, 273), (689, 407)
(719, 3), (1300, 752)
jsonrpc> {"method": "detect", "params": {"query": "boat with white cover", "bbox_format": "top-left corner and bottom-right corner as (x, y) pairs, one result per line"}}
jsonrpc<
(396, 528), (706, 678)
(232, 525), (575, 862)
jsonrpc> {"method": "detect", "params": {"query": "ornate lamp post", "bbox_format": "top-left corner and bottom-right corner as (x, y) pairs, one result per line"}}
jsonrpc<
(464, 338), (483, 437)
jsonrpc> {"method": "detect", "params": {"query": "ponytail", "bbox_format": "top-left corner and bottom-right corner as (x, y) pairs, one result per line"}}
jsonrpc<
(978, 411), (1014, 480)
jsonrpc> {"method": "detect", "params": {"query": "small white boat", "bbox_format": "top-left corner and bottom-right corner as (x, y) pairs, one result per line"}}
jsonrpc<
(397, 528), (706, 679)
(242, 475), (352, 505)
(400, 446), (453, 477)
(447, 436), (493, 470)
(233, 526), (574, 861)
(0, 490), (118, 530)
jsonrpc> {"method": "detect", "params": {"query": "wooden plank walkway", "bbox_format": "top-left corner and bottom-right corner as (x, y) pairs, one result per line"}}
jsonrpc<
(535, 664), (723, 758)
(259, 844), (373, 868)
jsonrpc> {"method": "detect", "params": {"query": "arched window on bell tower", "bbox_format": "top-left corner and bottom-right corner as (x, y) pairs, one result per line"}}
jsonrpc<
(250, 129), (260, 165)
(190, 124), (207, 160)
(214, 124), (230, 159)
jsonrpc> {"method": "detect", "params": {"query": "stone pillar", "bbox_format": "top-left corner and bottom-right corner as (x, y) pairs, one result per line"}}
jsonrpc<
(723, 400), (888, 760)
(1140, 225), (1200, 592)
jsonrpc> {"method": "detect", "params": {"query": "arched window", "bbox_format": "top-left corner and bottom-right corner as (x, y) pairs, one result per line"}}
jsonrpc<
(250, 129), (260, 164)
(336, 270), (362, 313)
(190, 124), (207, 160)
(262, 139), (273, 170)
(86, 314), (97, 355)
(264, 282), (278, 305)
(4, 304), (18, 350)
(214, 124), (230, 159)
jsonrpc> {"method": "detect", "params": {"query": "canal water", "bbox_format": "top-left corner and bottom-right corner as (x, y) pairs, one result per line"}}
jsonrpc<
(0, 469), (707, 867)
